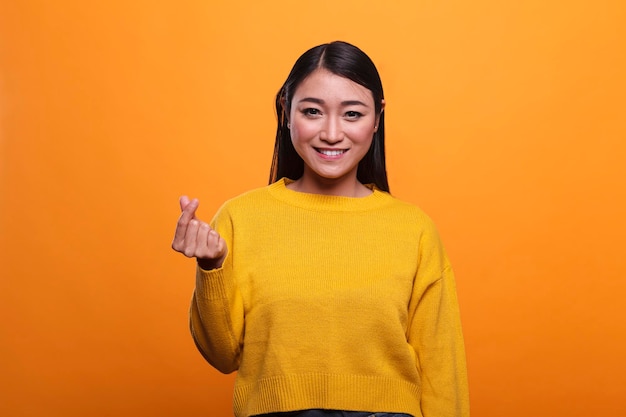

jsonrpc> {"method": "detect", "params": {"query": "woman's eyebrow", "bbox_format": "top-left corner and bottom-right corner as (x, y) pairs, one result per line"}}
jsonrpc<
(298, 97), (325, 105)
(298, 97), (369, 107)
(342, 100), (368, 107)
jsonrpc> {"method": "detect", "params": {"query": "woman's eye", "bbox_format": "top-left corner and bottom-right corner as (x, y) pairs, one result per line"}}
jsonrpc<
(345, 111), (363, 119)
(302, 108), (321, 116)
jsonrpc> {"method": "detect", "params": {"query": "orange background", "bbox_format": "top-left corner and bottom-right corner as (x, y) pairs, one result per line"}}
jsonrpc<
(1, 1), (625, 416)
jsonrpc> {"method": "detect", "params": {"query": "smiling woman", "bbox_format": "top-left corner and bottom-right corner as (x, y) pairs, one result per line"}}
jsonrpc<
(2, 1), (626, 416)
(171, 41), (469, 417)
(287, 68), (383, 197)
(270, 41), (389, 195)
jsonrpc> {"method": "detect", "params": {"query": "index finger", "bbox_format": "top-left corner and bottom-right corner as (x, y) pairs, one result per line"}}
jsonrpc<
(173, 197), (199, 245)
(179, 196), (199, 222)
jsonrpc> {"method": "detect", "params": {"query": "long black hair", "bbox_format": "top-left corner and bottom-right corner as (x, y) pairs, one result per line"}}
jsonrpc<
(269, 41), (389, 192)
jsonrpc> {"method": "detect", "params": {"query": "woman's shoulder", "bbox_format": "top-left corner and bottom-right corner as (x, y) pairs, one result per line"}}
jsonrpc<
(383, 193), (433, 218)
(380, 193), (443, 235)
(217, 182), (276, 210)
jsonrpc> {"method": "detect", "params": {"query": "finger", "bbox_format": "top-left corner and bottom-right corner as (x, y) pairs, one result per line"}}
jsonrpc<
(182, 219), (200, 257)
(207, 230), (220, 258)
(179, 195), (191, 211)
(173, 198), (199, 243)
(180, 196), (198, 217)
(216, 235), (227, 259)
(171, 216), (189, 252)
(195, 222), (211, 257)
(198, 229), (221, 259)
(208, 230), (228, 259)
(196, 229), (228, 269)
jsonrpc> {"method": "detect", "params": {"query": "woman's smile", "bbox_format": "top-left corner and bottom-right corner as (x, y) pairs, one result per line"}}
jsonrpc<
(315, 147), (349, 158)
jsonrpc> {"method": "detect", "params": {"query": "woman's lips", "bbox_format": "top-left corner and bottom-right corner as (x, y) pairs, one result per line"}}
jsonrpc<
(315, 148), (348, 158)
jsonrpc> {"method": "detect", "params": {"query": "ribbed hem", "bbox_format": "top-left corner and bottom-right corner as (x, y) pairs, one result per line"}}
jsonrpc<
(233, 373), (421, 417)
(267, 178), (393, 212)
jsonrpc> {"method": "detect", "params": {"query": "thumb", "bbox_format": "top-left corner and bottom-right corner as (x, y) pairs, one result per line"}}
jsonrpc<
(179, 195), (192, 211)
(179, 196), (200, 220)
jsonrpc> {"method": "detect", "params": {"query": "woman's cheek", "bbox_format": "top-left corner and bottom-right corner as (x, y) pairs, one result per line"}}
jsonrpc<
(346, 123), (374, 142)
(293, 121), (318, 141)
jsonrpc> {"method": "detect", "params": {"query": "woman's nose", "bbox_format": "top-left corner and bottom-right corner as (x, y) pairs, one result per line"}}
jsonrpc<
(320, 117), (344, 143)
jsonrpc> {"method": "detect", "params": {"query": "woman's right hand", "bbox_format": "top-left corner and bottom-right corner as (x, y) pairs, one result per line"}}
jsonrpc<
(171, 196), (228, 270)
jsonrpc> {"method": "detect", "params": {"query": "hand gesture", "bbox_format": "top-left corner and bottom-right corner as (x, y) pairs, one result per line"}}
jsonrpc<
(171, 196), (227, 270)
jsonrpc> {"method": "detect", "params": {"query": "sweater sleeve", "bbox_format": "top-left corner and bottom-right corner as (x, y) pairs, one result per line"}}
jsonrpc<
(189, 205), (244, 374)
(407, 225), (470, 417)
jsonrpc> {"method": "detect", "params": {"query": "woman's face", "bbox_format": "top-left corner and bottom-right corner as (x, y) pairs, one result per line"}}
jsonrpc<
(288, 69), (382, 195)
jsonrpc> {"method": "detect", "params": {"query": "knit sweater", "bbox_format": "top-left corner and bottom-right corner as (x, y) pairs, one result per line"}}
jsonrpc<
(189, 178), (469, 417)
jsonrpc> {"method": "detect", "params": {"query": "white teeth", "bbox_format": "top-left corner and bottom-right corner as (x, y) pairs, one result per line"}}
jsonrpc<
(318, 149), (346, 156)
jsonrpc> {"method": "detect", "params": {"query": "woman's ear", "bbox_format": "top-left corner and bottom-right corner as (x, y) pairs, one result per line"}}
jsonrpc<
(374, 99), (386, 131)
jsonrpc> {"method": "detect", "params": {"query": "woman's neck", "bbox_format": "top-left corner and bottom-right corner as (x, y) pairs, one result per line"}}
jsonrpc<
(286, 174), (372, 198)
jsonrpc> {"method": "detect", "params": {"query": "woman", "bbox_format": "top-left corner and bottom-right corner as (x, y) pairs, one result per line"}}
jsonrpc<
(172, 41), (469, 417)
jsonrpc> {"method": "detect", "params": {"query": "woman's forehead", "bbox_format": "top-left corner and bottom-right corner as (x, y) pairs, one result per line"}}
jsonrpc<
(293, 69), (374, 105)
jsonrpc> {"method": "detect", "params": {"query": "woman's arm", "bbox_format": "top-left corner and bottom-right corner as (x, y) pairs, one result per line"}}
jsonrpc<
(189, 261), (244, 374)
(172, 197), (244, 373)
(407, 225), (470, 417)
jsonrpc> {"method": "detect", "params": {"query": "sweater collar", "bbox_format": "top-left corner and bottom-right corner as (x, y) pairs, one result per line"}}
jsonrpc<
(267, 178), (392, 212)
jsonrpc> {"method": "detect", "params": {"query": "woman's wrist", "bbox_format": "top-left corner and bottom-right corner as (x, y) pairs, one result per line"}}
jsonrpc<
(197, 257), (223, 271)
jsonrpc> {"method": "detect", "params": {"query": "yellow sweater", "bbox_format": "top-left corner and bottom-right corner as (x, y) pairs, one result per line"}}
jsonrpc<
(190, 178), (469, 417)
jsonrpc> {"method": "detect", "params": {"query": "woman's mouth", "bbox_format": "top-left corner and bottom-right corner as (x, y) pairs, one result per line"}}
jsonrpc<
(315, 148), (348, 157)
